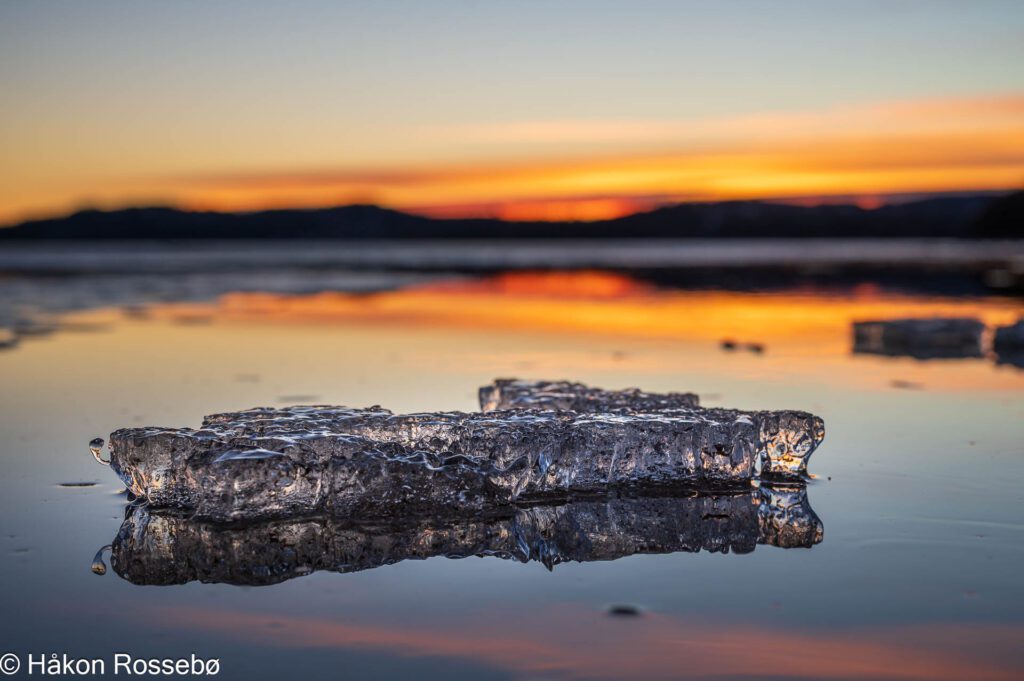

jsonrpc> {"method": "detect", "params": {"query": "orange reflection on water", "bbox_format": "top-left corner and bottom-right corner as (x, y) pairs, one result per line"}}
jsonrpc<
(426, 271), (655, 298)
(129, 272), (1023, 392)
(154, 604), (1024, 681)
(151, 272), (1020, 349)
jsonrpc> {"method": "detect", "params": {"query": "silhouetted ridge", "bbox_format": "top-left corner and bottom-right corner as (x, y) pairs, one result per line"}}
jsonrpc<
(609, 197), (997, 238)
(0, 193), (1016, 240)
(973, 191), (1024, 239)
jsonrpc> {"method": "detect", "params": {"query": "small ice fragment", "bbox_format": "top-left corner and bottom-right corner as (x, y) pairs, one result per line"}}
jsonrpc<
(994, 319), (1024, 367)
(852, 318), (984, 359)
(889, 379), (923, 390)
(994, 318), (1024, 348)
(89, 437), (108, 465)
(719, 340), (762, 353)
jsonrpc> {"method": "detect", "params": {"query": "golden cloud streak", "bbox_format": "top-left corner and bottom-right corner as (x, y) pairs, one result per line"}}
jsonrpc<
(2, 93), (1022, 223)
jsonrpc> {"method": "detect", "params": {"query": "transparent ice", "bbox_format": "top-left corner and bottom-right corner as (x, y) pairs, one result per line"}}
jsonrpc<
(105, 380), (824, 521)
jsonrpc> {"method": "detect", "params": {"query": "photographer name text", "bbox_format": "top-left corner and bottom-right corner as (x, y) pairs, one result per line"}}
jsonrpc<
(0, 653), (220, 676)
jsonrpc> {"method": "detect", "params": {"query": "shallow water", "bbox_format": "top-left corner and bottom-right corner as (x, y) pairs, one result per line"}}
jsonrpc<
(0, 270), (1022, 680)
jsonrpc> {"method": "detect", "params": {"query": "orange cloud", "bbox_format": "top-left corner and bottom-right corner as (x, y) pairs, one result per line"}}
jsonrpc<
(2, 93), (1022, 224)
(160, 94), (1024, 219)
(434, 94), (1024, 147)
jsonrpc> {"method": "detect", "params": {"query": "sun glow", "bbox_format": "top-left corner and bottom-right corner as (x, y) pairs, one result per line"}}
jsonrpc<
(2, 93), (1022, 224)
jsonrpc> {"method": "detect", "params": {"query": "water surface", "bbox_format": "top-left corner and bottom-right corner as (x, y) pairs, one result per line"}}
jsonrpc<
(0, 270), (1021, 680)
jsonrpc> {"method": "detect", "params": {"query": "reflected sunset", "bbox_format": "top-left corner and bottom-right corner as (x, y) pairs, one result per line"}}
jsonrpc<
(150, 604), (1024, 681)
(74, 272), (1022, 392)
(138, 271), (1017, 346)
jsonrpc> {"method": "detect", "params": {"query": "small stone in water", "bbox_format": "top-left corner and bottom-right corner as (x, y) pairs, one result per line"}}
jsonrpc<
(890, 379), (923, 390)
(607, 604), (643, 617)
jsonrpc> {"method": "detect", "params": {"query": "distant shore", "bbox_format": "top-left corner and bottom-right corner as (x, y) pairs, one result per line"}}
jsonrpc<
(1, 192), (1021, 241)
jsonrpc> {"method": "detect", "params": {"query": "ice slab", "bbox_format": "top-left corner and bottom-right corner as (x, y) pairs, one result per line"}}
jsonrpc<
(106, 383), (823, 522)
(480, 379), (699, 412)
(852, 318), (984, 359)
(101, 485), (821, 585)
(994, 319), (1024, 368)
(994, 319), (1024, 347)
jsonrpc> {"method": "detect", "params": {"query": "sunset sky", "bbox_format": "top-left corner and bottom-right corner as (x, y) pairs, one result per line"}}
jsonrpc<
(1, 0), (1022, 224)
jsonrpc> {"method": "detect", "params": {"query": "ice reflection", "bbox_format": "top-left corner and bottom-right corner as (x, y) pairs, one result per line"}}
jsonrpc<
(98, 484), (821, 586)
(850, 318), (1024, 370)
(852, 318), (985, 359)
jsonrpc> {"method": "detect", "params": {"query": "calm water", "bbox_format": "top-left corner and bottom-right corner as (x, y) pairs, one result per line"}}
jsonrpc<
(0, 268), (1022, 680)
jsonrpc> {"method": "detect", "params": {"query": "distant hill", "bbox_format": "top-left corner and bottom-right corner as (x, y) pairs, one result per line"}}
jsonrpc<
(974, 190), (1024, 239)
(1, 193), (1019, 240)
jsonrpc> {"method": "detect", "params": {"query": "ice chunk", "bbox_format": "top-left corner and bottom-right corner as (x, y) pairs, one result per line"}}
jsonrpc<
(852, 318), (984, 359)
(102, 485), (821, 585)
(994, 318), (1024, 367)
(107, 394), (824, 521)
(994, 318), (1024, 348)
(479, 379), (699, 412)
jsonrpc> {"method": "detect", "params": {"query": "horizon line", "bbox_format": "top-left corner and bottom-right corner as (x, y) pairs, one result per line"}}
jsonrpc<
(3, 187), (1017, 230)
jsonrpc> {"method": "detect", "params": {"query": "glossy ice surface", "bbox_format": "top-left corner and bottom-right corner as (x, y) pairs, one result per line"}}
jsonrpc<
(106, 383), (822, 521)
(0, 264), (1022, 681)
